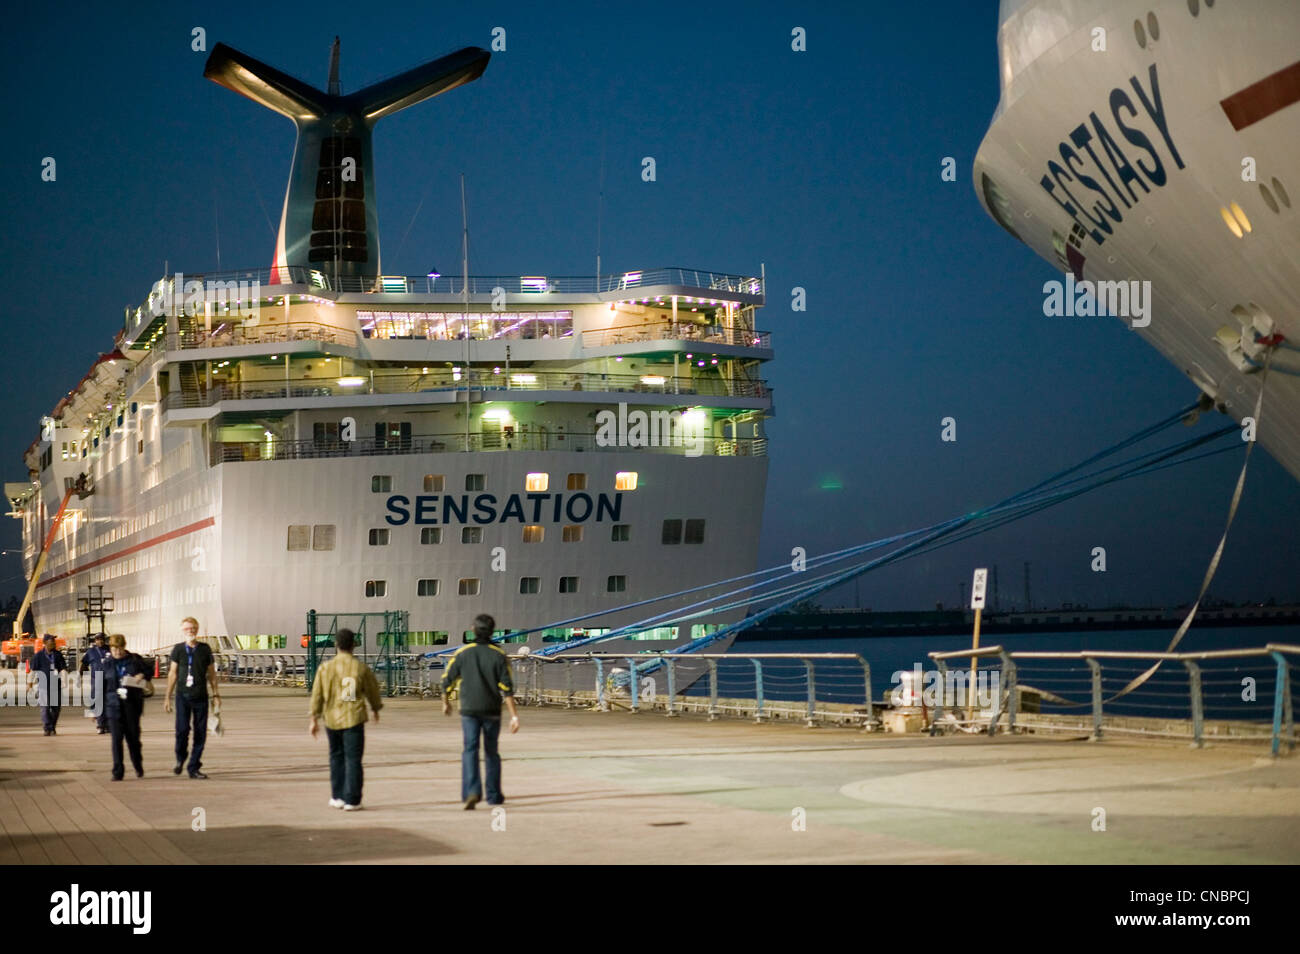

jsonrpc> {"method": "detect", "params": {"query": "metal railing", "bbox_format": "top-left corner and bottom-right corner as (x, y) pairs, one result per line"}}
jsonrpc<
(507, 652), (877, 727)
(580, 324), (772, 349)
(136, 266), (764, 298)
(165, 322), (357, 350)
(162, 368), (772, 410)
(927, 644), (1299, 755)
(208, 431), (770, 463)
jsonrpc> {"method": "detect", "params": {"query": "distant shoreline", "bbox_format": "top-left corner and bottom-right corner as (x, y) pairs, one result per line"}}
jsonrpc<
(739, 605), (1300, 640)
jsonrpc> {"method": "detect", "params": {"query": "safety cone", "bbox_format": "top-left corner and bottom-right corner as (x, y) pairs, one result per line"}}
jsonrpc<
(154, 657), (160, 678)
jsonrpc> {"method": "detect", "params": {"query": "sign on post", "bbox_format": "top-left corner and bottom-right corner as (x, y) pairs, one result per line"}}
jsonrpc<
(970, 567), (988, 610)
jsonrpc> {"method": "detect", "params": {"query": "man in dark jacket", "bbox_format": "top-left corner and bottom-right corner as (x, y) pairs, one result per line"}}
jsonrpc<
(102, 634), (152, 780)
(80, 633), (112, 733)
(441, 614), (519, 809)
(29, 635), (67, 736)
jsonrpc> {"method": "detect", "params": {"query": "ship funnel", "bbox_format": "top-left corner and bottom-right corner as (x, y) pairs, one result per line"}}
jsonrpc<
(204, 39), (490, 280)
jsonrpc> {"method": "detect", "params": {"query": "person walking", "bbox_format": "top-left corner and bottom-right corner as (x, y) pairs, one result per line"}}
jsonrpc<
(102, 634), (152, 780)
(309, 628), (382, 811)
(80, 633), (112, 734)
(441, 614), (519, 809)
(163, 617), (219, 779)
(29, 635), (67, 736)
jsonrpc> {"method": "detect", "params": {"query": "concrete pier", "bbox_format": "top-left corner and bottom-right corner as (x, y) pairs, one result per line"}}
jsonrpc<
(2, 682), (1297, 864)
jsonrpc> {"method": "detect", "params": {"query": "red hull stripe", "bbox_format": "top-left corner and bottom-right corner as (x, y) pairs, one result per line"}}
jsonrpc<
(37, 516), (217, 589)
(1221, 60), (1300, 131)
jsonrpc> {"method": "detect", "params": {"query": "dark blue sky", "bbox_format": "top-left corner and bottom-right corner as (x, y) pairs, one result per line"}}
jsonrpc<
(2, 1), (1296, 610)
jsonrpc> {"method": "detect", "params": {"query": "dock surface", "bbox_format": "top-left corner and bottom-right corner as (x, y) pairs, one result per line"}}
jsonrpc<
(2, 682), (1298, 864)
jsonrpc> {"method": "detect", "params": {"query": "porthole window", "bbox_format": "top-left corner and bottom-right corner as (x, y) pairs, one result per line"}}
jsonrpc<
(1147, 12), (1159, 40)
(1260, 184), (1279, 214)
(1134, 19), (1147, 48)
(1272, 177), (1290, 208)
(1187, 0), (1199, 15)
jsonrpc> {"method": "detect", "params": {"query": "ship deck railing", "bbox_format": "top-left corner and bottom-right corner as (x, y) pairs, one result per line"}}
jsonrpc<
(207, 432), (769, 463)
(145, 265), (764, 298)
(165, 321), (358, 350)
(162, 369), (772, 410)
(153, 320), (771, 352)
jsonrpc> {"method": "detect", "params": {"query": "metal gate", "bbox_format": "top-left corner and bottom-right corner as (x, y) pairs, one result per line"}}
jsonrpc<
(305, 609), (409, 696)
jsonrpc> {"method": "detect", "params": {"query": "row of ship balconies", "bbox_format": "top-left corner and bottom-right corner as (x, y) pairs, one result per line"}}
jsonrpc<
(209, 431), (770, 464)
(161, 367), (772, 414)
(153, 318), (771, 352)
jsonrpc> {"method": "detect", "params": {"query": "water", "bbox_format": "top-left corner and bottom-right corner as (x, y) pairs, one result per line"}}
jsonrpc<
(713, 624), (1300, 721)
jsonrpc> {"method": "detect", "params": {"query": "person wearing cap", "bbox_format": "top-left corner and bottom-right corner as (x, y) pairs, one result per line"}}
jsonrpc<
(309, 627), (382, 811)
(441, 613), (520, 810)
(101, 634), (152, 780)
(29, 635), (67, 736)
(80, 633), (112, 734)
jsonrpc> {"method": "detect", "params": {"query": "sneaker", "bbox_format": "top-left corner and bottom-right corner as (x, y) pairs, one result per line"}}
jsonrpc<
(342, 804), (362, 812)
(463, 794), (480, 811)
(188, 770), (209, 780)
(328, 798), (345, 809)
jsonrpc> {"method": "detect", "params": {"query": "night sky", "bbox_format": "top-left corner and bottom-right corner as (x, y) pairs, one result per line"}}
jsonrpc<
(2, 1), (1296, 611)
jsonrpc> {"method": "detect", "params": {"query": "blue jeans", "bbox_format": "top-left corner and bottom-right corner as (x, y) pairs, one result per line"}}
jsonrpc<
(174, 695), (208, 773)
(327, 724), (365, 805)
(461, 715), (502, 803)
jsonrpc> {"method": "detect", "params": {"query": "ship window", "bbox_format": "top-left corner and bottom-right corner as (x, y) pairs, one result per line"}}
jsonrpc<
(312, 524), (336, 550)
(458, 578), (480, 596)
(661, 519), (683, 545)
(566, 473), (587, 490)
(375, 421), (411, 449)
(461, 527), (483, 544)
(369, 529), (390, 546)
(117, 413), (124, 427)
(611, 524), (630, 542)
(607, 575), (627, 593)
(423, 474), (445, 492)
(365, 580), (387, 598)
(559, 576), (579, 593)
(131, 402), (138, 415)
(519, 576), (540, 595)
(522, 525), (544, 543)
(1133, 18), (1147, 48)
(465, 473), (485, 491)
(138, 440), (144, 455)
(287, 525), (310, 551)
(314, 422), (340, 445)
(615, 471), (637, 491)
(684, 519), (706, 544)
(371, 475), (392, 492)
(417, 579), (440, 597)
(562, 525), (582, 543)
(420, 527), (442, 545)
(525, 472), (548, 491)
(980, 173), (1021, 240)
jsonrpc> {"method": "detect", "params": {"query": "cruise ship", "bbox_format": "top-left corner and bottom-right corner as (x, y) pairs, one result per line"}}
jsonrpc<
(975, 0), (1300, 480)
(7, 39), (773, 656)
